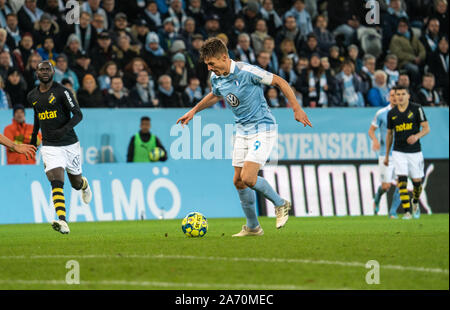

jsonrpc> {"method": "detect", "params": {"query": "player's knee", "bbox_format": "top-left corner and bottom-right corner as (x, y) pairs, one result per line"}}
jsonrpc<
(233, 177), (246, 189)
(241, 174), (257, 188)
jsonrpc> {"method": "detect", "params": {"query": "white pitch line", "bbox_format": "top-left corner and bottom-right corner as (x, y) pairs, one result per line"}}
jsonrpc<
(0, 254), (447, 274)
(0, 279), (335, 290)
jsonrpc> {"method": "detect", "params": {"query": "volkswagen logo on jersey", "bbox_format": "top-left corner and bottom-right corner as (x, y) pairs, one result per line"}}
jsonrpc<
(226, 93), (240, 107)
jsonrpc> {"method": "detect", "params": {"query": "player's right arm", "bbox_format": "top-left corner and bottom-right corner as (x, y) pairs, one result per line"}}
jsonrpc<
(176, 92), (221, 127)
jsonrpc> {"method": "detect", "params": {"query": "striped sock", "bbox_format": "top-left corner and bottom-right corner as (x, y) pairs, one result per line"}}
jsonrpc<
(412, 181), (422, 204)
(51, 180), (66, 221)
(397, 176), (411, 213)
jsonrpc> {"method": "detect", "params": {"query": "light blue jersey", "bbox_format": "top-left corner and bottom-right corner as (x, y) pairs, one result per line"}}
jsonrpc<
(371, 104), (393, 156)
(211, 60), (276, 135)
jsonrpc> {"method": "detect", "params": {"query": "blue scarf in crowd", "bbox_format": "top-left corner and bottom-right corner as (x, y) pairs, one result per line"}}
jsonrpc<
(158, 85), (174, 97)
(184, 86), (202, 105)
(0, 89), (9, 109)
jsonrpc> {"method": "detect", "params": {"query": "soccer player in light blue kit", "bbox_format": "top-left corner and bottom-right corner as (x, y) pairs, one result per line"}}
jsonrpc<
(368, 88), (401, 218)
(177, 38), (312, 236)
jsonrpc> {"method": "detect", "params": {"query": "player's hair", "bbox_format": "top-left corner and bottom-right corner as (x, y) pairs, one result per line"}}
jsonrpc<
(141, 116), (150, 122)
(200, 37), (229, 61)
(392, 85), (409, 93)
(38, 60), (55, 72)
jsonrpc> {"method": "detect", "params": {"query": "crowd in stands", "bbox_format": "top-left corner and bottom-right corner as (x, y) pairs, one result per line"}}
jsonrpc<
(0, 0), (448, 110)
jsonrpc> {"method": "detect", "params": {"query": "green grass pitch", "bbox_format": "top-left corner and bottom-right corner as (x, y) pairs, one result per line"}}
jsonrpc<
(0, 215), (448, 290)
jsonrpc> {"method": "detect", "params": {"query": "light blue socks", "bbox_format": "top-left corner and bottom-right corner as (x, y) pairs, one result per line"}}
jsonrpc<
(390, 187), (401, 216)
(237, 187), (259, 229)
(250, 176), (285, 207)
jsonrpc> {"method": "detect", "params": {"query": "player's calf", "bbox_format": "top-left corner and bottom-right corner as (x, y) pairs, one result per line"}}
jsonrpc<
(397, 175), (412, 218)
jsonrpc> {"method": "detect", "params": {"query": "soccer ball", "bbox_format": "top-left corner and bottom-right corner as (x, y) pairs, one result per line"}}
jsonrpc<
(181, 212), (208, 237)
(149, 147), (165, 162)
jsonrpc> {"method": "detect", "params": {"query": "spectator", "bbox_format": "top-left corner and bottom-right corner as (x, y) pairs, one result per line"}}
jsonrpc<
(92, 12), (107, 34)
(189, 34), (208, 88)
(12, 33), (35, 72)
(228, 16), (246, 49)
(112, 13), (140, 47)
(23, 53), (41, 94)
(3, 105), (41, 164)
(396, 71), (419, 102)
(81, 0), (108, 30)
(320, 57), (330, 71)
(239, 1), (262, 34)
(347, 44), (362, 74)
(0, 0), (13, 29)
(104, 76), (130, 108)
(156, 74), (182, 107)
(18, 0), (44, 34)
(275, 15), (302, 50)
(235, 33), (256, 64)
(328, 0), (361, 47)
(72, 11), (97, 53)
(259, 0), (283, 38)
(204, 14), (221, 38)
(61, 78), (77, 100)
(0, 75), (10, 109)
(206, 0), (234, 30)
(383, 54), (399, 89)
(389, 18), (426, 87)
(335, 60), (365, 107)
(295, 56), (308, 76)
(430, 0), (448, 37)
(328, 46), (343, 75)
(72, 50), (97, 84)
(298, 53), (335, 107)
(367, 70), (390, 107)
(381, 0), (409, 49)
(182, 76), (202, 107)
(428, 36), (448, 105)
(0, 50), (13, 81)
(32, 13), (60, 49)
(313, 14), (335, 53)
(140, 0), (162, 32)
(168, 52), (194, 93)
(0, 28), (9, 52)
(5, 68), (27, 109)
(185, 0), (205, 32)
(36, 36), (58, 66)
(130, 70), (159, 107)
(300, 33), (323, 59)
(359, 54), (376, 95)
(77, 74), (104, 108)
(158, 17), (182, 52)
(5, 13), (21, 51)
(262, 36), (278, 74)
(97, 61), (118, 93)
(420, 18), (441, 64)
(284, 0), (313, 40)
(126, 116), (168, 163)
(142, 31), (170, 79)
(265, 85), (286, 108)
(133, 19), (151, 49)
(123, 58), (150, 90)
(169, 39), (196, 73)
(54, 54), (79, 92)
(116, 34), (140, 69)
(180, 17), (198, 49)
(163, 0), (188, 33)
(256, 50), (274, 73)
(416, 73), (442, 106)
(251, 19), (270, 55)
(63, 34), (82, 68)
(90, 31), (119, 73)
(279, 39), (299, 67)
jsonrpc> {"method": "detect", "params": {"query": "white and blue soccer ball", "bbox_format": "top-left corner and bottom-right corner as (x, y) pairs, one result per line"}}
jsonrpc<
(181, 212), (208, 237)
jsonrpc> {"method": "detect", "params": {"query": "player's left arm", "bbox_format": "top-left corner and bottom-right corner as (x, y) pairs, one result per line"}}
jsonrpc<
(271, 74), (312, 127)
(56, 88), (83, 137)
(407, 107), (430, 145)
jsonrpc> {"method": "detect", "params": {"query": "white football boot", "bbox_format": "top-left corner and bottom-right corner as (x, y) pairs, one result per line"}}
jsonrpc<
(81, 177), (92, 204)
(402, 212), (412, 220)
(232, 225), (264, 237)
(52, 220), (70, 234)
(412, 201), (421, 219)
(275, 200), (292, 229)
